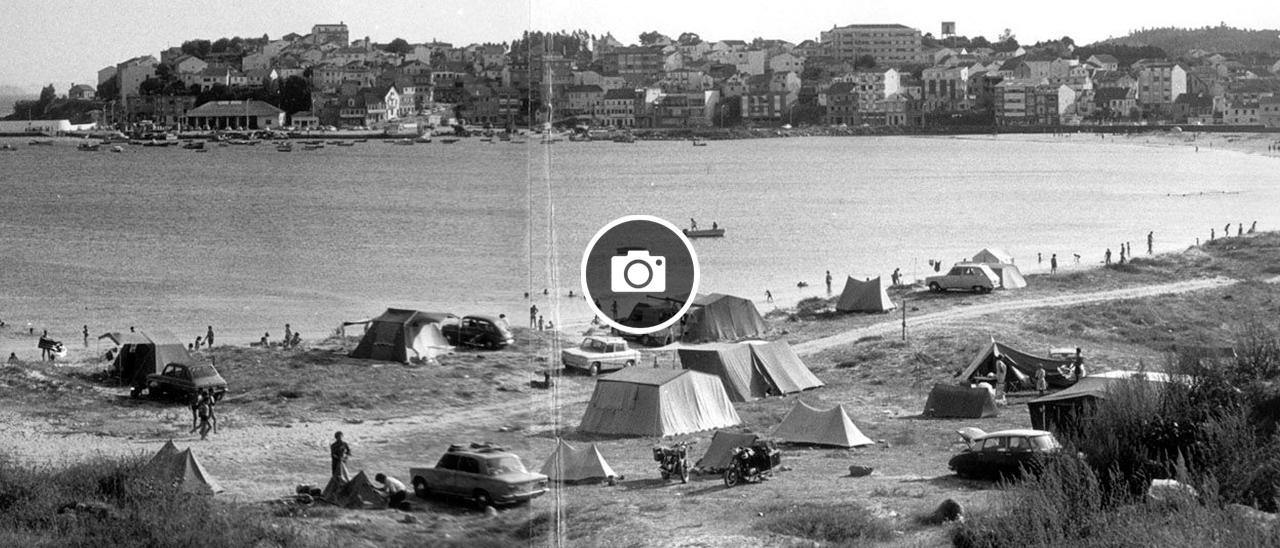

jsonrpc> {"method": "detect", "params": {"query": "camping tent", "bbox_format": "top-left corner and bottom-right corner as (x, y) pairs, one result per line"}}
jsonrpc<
(836, 276), (896, 313)
(681, 293), (767, 343)
(923, 384), (998, 418)
(987, 264), (1027, 289)
(957, 341), (1076, 390)
(347, 308), (454, 363)
(143, 441), (223, 495)
(111, 330), (193, 388)
(1027, 373), (1175, 431)
(971, 248), (1014, 265)
(696, 430), (759, 471)
(539, 439), (618, 483)
(322, 470), (388, 509)
(578, 368), (741, 437)
(678, 341), (822, 402)
(772, 400), (874, 447)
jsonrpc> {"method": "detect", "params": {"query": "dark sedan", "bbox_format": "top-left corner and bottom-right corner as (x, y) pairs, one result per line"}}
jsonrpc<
(948, 429), (1062, 480)
(144, 362), (227, 401)
(441, 315), (515, 349)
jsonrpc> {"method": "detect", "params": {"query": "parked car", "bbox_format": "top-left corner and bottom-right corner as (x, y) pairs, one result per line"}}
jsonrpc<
(441, 315), (515, 349)
(948, 429), (1063, 480)
(925, 263), (1000, 293)
(409, 443), (548, 508)
(562, 336), (641, 375)
(143, 362), (227, 401)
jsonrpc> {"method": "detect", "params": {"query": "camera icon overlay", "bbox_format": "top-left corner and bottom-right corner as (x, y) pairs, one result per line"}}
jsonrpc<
(611, 249), (665, 293)
(582, 216), (699, 335)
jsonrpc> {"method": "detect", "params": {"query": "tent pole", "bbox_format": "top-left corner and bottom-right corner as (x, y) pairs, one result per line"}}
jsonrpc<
(901, 294), (907, 341)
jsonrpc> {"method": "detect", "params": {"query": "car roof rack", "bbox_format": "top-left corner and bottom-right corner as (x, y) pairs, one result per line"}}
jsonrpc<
(448, 442), (506, 453)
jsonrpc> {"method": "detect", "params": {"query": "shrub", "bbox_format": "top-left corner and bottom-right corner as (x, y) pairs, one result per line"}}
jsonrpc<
(757, 502), (894, 544)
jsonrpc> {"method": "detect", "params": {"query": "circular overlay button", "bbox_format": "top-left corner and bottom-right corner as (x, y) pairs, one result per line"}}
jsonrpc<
(581, 215), (700, 335)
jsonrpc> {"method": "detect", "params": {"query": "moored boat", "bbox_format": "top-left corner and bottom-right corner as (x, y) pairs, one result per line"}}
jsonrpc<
(682, 227), (725, 238)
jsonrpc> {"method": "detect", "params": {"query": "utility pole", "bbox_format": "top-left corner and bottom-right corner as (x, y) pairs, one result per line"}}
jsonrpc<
(901, 294), (907, 341)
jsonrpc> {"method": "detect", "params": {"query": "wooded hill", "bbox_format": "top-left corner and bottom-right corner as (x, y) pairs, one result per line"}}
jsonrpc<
(1097, 25), (1280, 57)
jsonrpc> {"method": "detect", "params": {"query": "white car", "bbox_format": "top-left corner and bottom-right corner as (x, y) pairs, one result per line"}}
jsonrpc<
(925, 263), (1000, 293)
(561, 336), (640, 376)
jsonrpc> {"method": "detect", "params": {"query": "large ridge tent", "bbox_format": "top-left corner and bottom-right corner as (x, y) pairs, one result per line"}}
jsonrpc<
(923, 384), (998, 418)
(772, 400), (874, 447)
(957, 341), (1076, 390)
(578, 368), (741, 437)
(836, 276), (896, 313)
(972, 248), (1014, 265)
(1027, 372), (1175, 431)
(677, 341), (822, 402)
(346, 308), (454, 363)
(539, 439), (618, 483)
(987, 264), (1027, 289)
(682, 293), (768, 343)
(696, 430), (759, 471)
(143, 441), (223, 495)
(110, 330), (193, 388)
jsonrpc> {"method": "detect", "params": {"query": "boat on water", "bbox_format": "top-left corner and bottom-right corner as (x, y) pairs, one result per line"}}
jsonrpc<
(28, 139), (55, 146)
(303, 144), (324, 151)
(692, 138), (708, 147)
(439, 137), (460, 144)
(414, 134), (433, 143)
(182, 141), (205, 150)
(389, 138), (415, 145)
(683, 227), (725, 238)
(77, 142), (101, 151)
(276, 143), (293, 152)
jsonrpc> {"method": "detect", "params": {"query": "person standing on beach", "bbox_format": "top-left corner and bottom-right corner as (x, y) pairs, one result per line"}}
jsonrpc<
(1225, 223), (1231, 237)
(766, 290), (774, 303)
(1037, 253), (1042, 265)
(1073, 348), (1086, 383)
(331, 431), (351, 482)
(1050, 254), (1058, 274)
(283, 324), (292, 346)
(1211, 228), (1215, 240)
(206, 326), (214, 348)
(537, 315), (544, 331)
(892, 268), (901, 286)
(1119, 247), (1126, 265)
(82, 325), (88, 347)
(529, 305), (538, 329)
(1148, 232), (1154, 255)
(1104, 248), (1112, 265)
(1239, 223), (1244, 237)
(690, 218), (697, 230)
(825, 271), (833, 295)
(1034, 368), (1048, 396)
(1250, 221), (1257, 233)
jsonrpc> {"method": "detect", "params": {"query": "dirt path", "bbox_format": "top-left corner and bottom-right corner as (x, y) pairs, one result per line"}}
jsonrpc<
(792, 277), (1237, 358)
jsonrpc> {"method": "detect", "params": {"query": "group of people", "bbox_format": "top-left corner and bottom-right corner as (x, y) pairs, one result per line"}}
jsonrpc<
(1208, 221), (1256, 242)
(255, 324), (302, 349)
(189, 389), (218, 441)
(329, 431), (407, 508)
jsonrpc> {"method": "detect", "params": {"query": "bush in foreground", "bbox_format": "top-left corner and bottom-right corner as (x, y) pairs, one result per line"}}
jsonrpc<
(0, 452), (321, 547)
(757, 502), (894, 545)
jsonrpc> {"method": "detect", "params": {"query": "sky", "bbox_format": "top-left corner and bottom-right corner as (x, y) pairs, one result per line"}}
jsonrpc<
(3, 0), (1279, 93)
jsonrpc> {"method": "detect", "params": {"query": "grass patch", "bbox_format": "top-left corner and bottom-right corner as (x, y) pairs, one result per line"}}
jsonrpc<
(758, 502), (894, 545)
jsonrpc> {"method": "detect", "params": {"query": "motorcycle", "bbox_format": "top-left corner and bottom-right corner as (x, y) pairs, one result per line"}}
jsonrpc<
(653, 441), (695, 483)
(723, 440), (781, 487)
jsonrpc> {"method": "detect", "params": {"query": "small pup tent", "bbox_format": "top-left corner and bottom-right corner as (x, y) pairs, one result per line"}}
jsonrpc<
(346, 308), (454, 363)
(109, 330), (193, 388)
(772, 400), (874, 447)
(682, 293), (768, 342)
(539, 439), (618, 483)
(971, 248), (1014, 265)
(143, 440), (223, 495)
(696, 430), (759, 471)
(322, 470), (388, 509)
(987, 264), (1028, 289)
(958, 341), (1076, 390)
(678, 341), (823, 402)
(836, 276), (896, 313)
(578, 368), (741, 437)
(923, 384), (998, 418)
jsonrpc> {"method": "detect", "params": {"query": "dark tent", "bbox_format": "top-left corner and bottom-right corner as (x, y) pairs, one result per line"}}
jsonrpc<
(143, 441), (223, 494)
(957, 341), (1076, 390)
(681, 293), (767, 343)
(923, 384), (998, 418)
(347, 308), (455, 363)
(322, 470), (388, 509)
(677, 341), (823, 402)
(695, 430), (759, 472)
(1027, 372), (1175, 431)
(836, 276), (896, 313)
(111, 330), (192, 389)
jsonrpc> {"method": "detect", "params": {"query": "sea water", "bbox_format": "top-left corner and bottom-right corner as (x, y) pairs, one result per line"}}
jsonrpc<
(1, 134), (1277, 355)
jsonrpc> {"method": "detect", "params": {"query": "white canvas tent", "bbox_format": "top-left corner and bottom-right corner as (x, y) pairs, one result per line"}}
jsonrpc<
(972, 248), (1014, 264)
(771, 400), (874, 447)
(346, 308), (454, 363)
(677, 341), (822, 402)
(836, 276), (896, 313)
(987, 263), (1027, 289)
(539, 439), (618, 483)
(578, 368), (741, 437)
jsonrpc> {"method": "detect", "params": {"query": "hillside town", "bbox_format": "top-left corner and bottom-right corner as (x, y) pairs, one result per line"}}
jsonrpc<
(11, 20), (1280, 132)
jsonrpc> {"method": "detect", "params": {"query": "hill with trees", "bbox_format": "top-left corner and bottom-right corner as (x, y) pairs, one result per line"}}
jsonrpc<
(1096, 24), (1280, 56)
